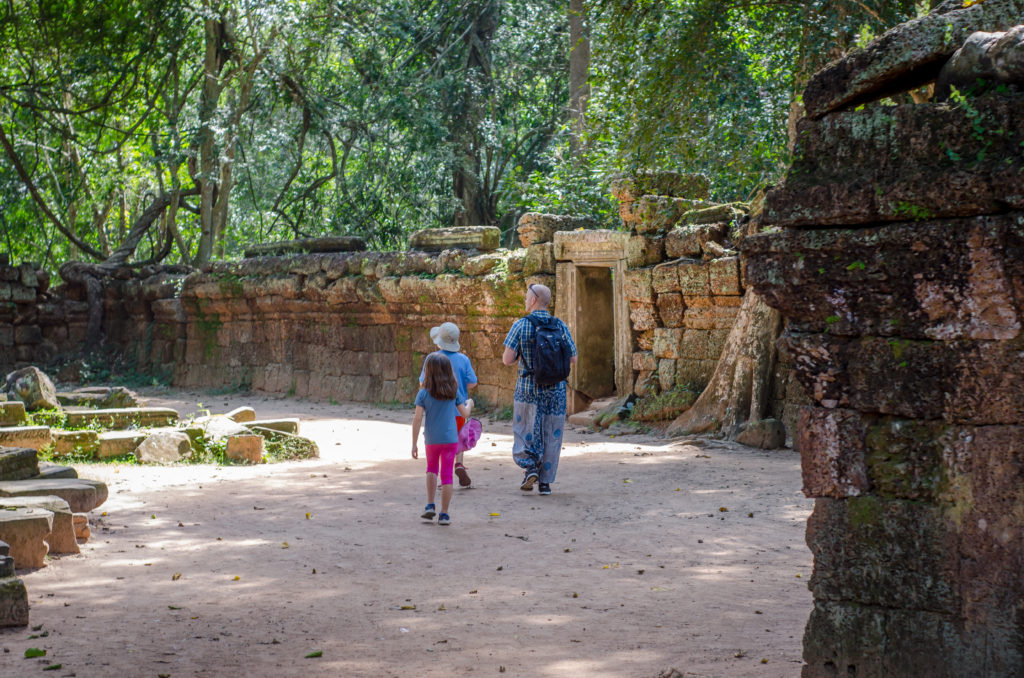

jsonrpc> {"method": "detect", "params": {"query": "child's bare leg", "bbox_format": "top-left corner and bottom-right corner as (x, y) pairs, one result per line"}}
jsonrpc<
(426, 473), (438, 504)
(440, 484), (453, 514)
(456, 452), (465, 466)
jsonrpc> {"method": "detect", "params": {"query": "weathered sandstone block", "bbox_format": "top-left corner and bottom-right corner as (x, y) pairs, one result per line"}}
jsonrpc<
(0, 496), (77, 555)
(745, 215), (1023, 340)
(225, 434), (264, 464)
(408, 226), (500, 252)
(0, 401), (25, 426)
(4, 366), (58, 411)
(767, 95), (1024, 227)
(0, 507), (52, 568)
(0, 426), (52, 451)
(52, 430), (100, 458)
(0, 576), (29, 628)
(0, 479), (107, 513)
(243, 236), (366, 258)
(0, 448), (38, 482)
(225, 406), (256, 423)
(135, 432), (192, 464)
(517, 213), (594, 246)
(97, 431), (147, 459)
(64, 407), (179, 429)
(801, 0), (1024, 118)
(656, 292), (685, 328)
(798, 407), (870, 498)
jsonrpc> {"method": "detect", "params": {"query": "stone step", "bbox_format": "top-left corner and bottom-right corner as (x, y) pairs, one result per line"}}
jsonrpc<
(0, 507), (53, 568)
(0, 448), (39, 482)
(97, 431), (147, 459)
(244, 418), (299, 434)
(0, 426), (52, 451)
(0, 478), (108, 513)
(63, 407), (178, 430)
(0, 401), (25, 426)
(33, 462), (78, 480)
(0, 577), (29, 627)
(52, 430), (100, 458)
(0, 496), (77, 555)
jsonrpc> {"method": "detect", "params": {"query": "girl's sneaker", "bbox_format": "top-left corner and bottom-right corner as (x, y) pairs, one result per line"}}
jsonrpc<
(437, 513), (451, 526)
(421, 504), (436, 520)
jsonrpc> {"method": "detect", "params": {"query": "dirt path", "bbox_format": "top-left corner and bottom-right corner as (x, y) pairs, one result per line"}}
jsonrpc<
(1, 388), (813, 678)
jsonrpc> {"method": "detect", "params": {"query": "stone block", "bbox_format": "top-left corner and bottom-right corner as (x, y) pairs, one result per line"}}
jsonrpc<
(97, 431), (147, 459)
(630, 195), (707, 233)
(708, 256), (741, 296)
(680, 203), (744, 226)
(244, 418), (299, 434)
(72, 513), (90, 541)
(656, 293), (685, 328)
(806, 497), (959, 612)
(735, 418), (786, 450)
(627, 234), (664, 267)
(13, 325), (41, 345)
(629, 302), (659, 331)
(522, 243), (555, 275)
(516, 213), (593, 246)
(675, 359), (716, 391)
(0, 479), (107, 513)
(461, 253), (502, 276)
(225, 434), (264, 464)
(652, 328), (685, 360)
(64, 407), (179, 430)
(225, 406), (256, 423)
(52, 430), (99, 458)
(632, 351), (657, 372)
(632, 370), (658, 397)
(0, 447), (38, 482)
(657, 358), (677, 392)
(678, 329), (711, 360)
(623, 268), (654, 302)
(651, 260), (681, 294)
(749, 215), (1022, 340)
(0, 577), (29, 628)
(33, 462), (77, 480)
(781, 333), (1024, 424)
(664, 225), (703, 259)
(0, 507), (53, 568)
(635, 329), (654, 351)
(799, 407), (871, 499)
(135, 432), (192, 464)
(801, 0), (1024, 118)
(409, 226), (500, 252)
(0, 426), (52, 451)
(243, 236), (366, 258)
(4, 365), (58, 411)
(676, 259), (709, 295)
(0, 496), (77, 555)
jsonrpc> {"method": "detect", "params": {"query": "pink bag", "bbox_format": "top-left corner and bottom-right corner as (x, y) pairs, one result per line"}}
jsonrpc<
(457, 417), (482, 453)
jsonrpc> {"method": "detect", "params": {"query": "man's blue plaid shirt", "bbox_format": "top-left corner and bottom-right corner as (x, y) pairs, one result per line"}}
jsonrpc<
(503, 310), (577, 401)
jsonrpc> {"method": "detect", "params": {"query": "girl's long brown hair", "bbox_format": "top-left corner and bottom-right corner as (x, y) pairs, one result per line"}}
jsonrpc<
(423, 352), (458, 401)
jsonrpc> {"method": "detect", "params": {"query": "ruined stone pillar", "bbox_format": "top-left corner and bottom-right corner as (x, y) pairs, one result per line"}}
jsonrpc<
(745, 6), (1024, 676)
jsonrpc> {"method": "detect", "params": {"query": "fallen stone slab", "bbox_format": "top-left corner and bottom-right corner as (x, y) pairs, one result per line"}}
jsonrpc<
(243, 236), (367, 258)
(245, 418), (299, 434)
(802, 0), (1024, 118)
(135, 431), (192, 464)
(248, 427), (320, 459)
(0, 479), (108, 513)
(57, 386), (140, 409)
(0, 507), (53, 568)
(33, 462), (77, 480)
(735, 418), (787, 450)
(0, 576), (29, 628)
(408, 226), (501, 252)
(0, 426), (52, 450)
(97, 430), (147, 459)
(0, 401), (25, 426)
(225, 434), (264, 464)
(63, 407), (179, 430)
(0, 448), (39, 482)
(225, 406), (256, 423)
(189, 415), (250, 442)
(72, 513), (90, 541)
(0, 496), (77, 555)
(4, 366), (59, 411)
(52, 429), (100, 458)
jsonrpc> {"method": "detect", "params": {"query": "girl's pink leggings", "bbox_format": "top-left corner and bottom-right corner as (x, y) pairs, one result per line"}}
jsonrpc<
(425, 443), (459, 485)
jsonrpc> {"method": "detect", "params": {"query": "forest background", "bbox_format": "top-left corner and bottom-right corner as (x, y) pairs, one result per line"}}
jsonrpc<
(0, 0), (935, 271)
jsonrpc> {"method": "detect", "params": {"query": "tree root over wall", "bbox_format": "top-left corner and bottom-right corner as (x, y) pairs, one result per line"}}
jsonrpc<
(666, 289), (782, 438)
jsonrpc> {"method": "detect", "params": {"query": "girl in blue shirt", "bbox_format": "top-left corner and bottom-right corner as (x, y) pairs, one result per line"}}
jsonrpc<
(412, 353), (469, 525)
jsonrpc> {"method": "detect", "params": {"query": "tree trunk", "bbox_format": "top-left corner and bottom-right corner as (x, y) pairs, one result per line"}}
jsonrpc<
(196, 8), (226, 264)
(666, 290), (782, 437)
(568, 0), (590, 158)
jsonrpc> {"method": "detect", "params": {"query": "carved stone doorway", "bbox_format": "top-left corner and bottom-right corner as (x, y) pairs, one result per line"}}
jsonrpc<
(553, 231), (632, 414)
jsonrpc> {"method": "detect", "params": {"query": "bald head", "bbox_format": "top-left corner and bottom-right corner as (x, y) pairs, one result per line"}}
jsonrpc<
(527, 283), (551, 309)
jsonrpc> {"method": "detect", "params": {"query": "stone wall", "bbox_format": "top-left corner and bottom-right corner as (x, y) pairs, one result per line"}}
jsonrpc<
(745, 9), (1024, 676)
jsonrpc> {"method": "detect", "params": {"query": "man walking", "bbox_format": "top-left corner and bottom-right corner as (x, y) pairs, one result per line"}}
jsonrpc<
(502, 283), (577, 495)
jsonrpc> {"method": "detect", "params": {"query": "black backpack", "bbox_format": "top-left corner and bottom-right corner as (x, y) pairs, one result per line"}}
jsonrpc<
(524, 314), (573, 386)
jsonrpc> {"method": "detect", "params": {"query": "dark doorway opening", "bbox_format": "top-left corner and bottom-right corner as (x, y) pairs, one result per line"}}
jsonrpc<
(573, 265), (616, 400)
